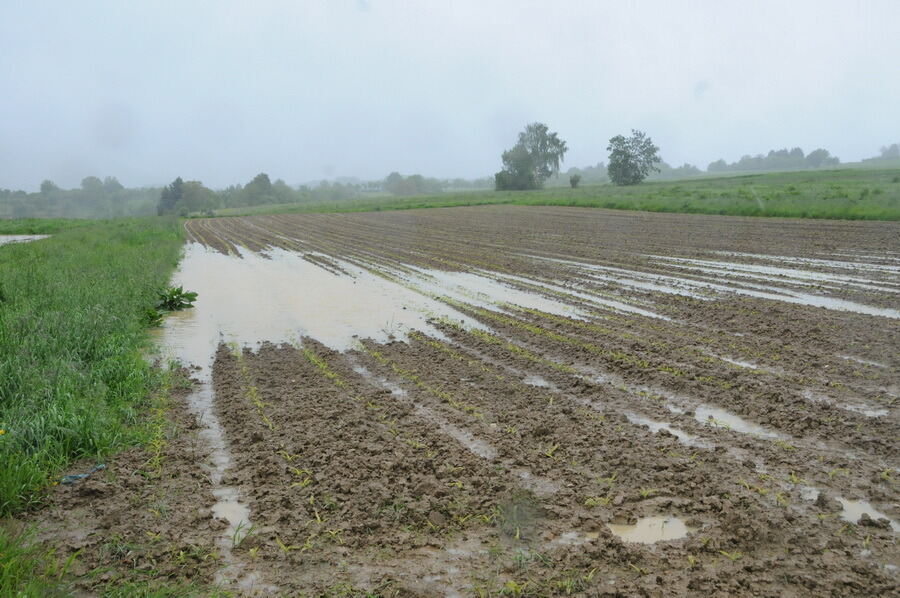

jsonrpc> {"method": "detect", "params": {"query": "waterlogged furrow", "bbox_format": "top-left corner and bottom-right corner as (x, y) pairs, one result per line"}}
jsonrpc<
(348, 333), (900, 558)
(213, 341), (658, 594)
(442, 301), (899, 454)
(430, 316), (900, 494)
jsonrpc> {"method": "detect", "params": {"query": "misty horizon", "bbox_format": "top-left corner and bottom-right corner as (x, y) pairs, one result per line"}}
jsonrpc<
(2, 1), (898, 191)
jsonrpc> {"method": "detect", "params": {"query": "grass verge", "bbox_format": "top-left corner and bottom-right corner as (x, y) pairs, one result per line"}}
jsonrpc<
(0, 217), (183, 515)
(0, 217), (185, 594)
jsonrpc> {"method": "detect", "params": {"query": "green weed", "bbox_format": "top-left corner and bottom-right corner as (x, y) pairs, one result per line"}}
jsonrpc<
(155, 285), (197, 311)
(584, 495), (611, 508)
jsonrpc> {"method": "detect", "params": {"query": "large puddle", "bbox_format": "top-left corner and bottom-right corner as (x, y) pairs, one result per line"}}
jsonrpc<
(661, 255), (900, 294)
(162, 244), (489, 353)
(397, 266), (587, 320)
(800, 487), (900, 533)
(693, 405), (783, 439)
(715, 251), (900, 276)
(837, 498), (900, 533)
(624, 412), (709, 448)
(801, 390), (888, 418)
(380, 263), (670, 321)
(156, 242), (582, 589)
(650, 255), (900, 319)
(0, 234), (50, 246)
(526, 254), (900, 319)
(607, 516), (694, 544)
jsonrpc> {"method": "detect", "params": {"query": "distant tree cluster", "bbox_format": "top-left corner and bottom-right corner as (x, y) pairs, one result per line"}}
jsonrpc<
(1, 176), (157, 219)
(440, 177), (494, 190)
(156, 173), (364, 216)
(881, 144), (900, 159)
(652, 161), (702, 179)
(157, 177), (220, 216)
(495, 123), (568, 190)
(862, 143), (900, 163)
(707, 147), (839, 173)
(557, 163), (608, 187)
(383, 172), (443, 196)
(8, 169), (485, 219)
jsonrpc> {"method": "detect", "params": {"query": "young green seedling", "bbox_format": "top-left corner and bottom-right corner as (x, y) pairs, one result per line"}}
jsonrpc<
(275, 536), (299, 554)
(543, 443), (560, 459)
(828, 468), (849, 479)
(231, 520), (256, 548)
(629, 563), (649, 575)
(584, 495), (611, 508)
(773, 439), (795, 451)
(787, 471), (807, 485)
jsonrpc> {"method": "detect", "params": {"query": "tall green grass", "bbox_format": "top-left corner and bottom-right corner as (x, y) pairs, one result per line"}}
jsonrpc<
(0, 218), (183, 515)
(0, 218), (91, 235)
(0, 525), (72, 596)
(208, 167), (900, 221)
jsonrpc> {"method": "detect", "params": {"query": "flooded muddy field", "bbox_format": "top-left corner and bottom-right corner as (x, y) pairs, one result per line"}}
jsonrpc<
(37, 206), (898, 595)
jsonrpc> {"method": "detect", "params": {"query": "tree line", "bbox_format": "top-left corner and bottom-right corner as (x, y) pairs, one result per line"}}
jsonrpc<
(0, 176), (158, 219)
(3, 140), (894, 219)
(707, 147), (840, 173)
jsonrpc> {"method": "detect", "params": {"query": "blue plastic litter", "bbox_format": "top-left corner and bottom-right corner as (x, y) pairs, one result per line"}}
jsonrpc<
(60, 464), (106, 485)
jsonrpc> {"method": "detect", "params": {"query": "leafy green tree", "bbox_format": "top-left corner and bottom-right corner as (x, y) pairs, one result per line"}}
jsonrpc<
(272, 178), (295, 203)
(880, 143), (899, 159)
(384, 172), (405, 195)
(102, 176), (124, 192)
(569, 174), (581, 188)
(157, 177), (184, 215)
(80, 176), (103, 194)
(383, 172), (443, 195)
(607, 130), (661, 185)
(180, 181), (218, 214)
(495, 122), (568, 190)
(40, 180), (59, 196)
(707, 159), (728, 172)
(805, 148), (839, 168)
(242, 172), (275, 205)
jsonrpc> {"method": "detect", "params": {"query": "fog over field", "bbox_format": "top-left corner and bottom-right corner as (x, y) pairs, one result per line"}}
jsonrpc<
(1, 0), (898, 190)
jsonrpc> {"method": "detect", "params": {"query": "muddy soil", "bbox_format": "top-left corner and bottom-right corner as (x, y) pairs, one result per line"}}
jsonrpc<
(208, 337), (897, 595)
(23, 206), (899, 596)
(19, 373), (226, 594)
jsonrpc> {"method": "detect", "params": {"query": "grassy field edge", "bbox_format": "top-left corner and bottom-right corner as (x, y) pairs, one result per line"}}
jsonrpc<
(0, 218), (187, 594)
(205, 167), (900, 221)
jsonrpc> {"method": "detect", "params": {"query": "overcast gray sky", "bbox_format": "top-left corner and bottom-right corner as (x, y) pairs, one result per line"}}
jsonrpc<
(1, 0), (898, 190)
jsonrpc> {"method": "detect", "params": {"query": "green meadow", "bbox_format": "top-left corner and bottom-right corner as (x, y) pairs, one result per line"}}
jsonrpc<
(209, 167), (900, 221)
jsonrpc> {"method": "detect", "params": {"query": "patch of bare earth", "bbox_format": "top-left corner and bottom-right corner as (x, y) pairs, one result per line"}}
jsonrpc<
(20, 375), (226, 594)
